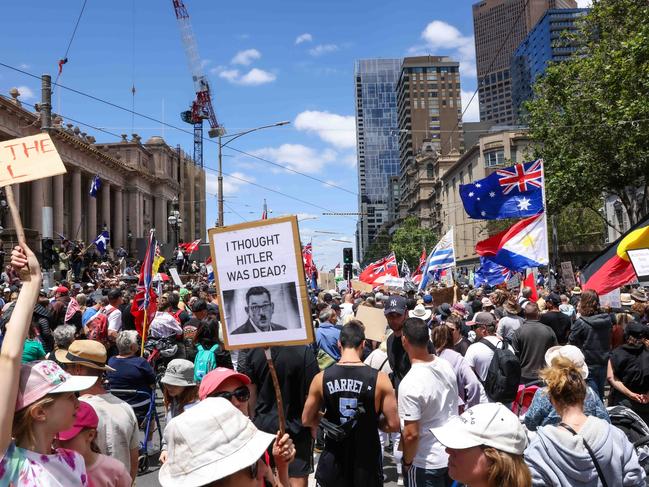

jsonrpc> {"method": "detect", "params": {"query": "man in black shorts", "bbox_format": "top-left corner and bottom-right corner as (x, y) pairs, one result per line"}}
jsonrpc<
(302, 320), (399, 486)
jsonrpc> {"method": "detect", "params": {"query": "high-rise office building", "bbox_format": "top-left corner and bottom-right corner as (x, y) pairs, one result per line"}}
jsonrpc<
(354, 59), (401, 260)
(511, 8), (589, 120)
(472, 0), (577, 125)
(396, 56), (463, 223)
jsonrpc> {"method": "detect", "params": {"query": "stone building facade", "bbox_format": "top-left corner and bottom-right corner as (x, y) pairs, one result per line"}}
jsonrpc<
(0, 90), (206, 253)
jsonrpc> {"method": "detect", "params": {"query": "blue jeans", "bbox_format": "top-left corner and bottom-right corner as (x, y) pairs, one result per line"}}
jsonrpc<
(404, 465), (451, 487)
(586, 364), (607, 400)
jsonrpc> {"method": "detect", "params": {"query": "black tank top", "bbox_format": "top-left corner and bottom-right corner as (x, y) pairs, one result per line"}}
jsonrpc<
(316, 364), (383, 487)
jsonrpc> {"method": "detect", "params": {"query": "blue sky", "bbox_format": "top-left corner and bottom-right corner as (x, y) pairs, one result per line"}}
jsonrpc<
(0, 0), (504, 268)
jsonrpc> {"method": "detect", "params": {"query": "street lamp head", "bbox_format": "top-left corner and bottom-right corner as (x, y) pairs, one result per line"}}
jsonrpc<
(275, 121), (291, 127)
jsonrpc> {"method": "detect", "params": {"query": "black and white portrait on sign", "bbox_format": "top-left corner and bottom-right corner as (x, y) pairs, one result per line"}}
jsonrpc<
(224, 282), (301, 335)
(208, 216), (314, 349)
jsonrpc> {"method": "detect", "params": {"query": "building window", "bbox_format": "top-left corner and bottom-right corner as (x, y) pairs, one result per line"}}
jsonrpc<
(485, 149), (505, 167)
(427, 163), (434, 179)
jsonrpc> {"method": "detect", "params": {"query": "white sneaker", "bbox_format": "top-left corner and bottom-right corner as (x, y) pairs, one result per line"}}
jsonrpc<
(397, 475), (404, 486)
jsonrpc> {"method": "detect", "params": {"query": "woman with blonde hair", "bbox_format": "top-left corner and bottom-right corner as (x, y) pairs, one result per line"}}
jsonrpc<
(0, 244), (98, 486)
(431, 402), (531, 487)
(525, 355), (645, 486)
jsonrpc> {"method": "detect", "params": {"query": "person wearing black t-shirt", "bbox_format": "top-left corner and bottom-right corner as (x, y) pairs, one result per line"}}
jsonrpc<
(240, 345), (319, 487)
(540, 293), (572, 345)
(384, 296), (411, 393)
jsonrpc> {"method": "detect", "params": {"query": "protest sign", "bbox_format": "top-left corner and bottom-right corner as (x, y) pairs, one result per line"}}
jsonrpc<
(355, 305), (389, 342)
(384, 277), (405, 289)
(430, 287), (455, 306)
(168, 267), (184, 287)
(208, 216), (313, 350)
(0, 134), (66, 187)
(561, 261), (576, 289)
(627, 249), (649, 285)
(599, 288), (621, 309)
(319, 272), (335, 290)
(351, 280), (373, 293)
(334, 267), (343, 281)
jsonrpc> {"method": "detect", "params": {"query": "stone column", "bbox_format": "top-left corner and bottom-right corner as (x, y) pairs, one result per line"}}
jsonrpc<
(154, 196), (167, 244)
(113, 188), (124, 249)
(87, 187), (97, 243)
(53, 175), (64, 238)
(71, 170), (82, 241)
(128, 190), (139, 237)
(101, 181), (111, 234)
(30, 180), (43, 235)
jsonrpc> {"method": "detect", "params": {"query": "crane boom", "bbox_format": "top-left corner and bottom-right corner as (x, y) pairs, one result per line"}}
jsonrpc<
(172, 0), (223, 140)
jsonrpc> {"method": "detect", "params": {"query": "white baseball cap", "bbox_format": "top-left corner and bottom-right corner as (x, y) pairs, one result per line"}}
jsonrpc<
(544, 344), (588, 379)
(158, 397), (275, 486)
(431, 403), (528, 455)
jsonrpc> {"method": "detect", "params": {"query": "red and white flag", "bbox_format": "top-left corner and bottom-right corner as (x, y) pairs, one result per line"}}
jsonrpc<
(179, 239), (201, 254)
(359, 252), (398, 285)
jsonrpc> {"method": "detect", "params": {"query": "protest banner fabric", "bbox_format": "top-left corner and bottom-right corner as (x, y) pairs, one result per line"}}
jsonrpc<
(208, 216), (313, 350)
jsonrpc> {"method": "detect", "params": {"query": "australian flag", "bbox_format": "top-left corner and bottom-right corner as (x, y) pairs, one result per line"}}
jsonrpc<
(89, 175), (101, 198)
(93, 231), (110, 255)
(474, 257), (512, 287)
(459, 159), (544, 220)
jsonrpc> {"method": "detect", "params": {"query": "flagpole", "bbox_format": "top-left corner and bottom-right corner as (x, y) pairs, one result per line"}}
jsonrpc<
(540, 159), (550, 268)
(140, 308), (148, 357)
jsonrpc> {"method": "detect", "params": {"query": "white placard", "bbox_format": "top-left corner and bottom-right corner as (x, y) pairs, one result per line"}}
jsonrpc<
(627, 248), (649, 282)
(599, 288), (621, 309)
(168, 268), (184, 287)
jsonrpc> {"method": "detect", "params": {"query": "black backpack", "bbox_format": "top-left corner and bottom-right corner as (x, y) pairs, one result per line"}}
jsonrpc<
(479, 338), (521, 404)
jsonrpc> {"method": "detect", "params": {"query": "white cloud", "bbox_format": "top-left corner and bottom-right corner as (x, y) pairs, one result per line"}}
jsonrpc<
(309, 44), (339, 57)
(15, 86), (35, 100)
(239, 68), (276, 85)
(294, 110), (356, 149)
(460, 90), (480, 122)
(409, 20), (476, 78)
(213, 67), (276, 86)
(251, 144), (336, 174)
(231, 49), (261, 66)
(576, 0), (592, 6)
(295, 33), (313, 45)
(207, 171), (255, 196)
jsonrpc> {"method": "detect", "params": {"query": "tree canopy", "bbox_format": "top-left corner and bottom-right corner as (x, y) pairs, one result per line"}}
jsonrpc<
(524, 0), (649, 226)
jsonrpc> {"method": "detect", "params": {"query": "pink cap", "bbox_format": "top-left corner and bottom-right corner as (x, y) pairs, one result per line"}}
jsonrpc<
(57, 401), (99, 441)
(16, 360), (97, 411)
(198, 367), (251, 401)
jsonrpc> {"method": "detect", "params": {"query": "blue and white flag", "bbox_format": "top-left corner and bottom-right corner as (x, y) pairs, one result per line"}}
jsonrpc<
(459, 159), (544, 220)
(89, 175), (101, 198)
(93, 231), (110, 255)
(419, 228), (455, 290)
(474, 257), (513, 287)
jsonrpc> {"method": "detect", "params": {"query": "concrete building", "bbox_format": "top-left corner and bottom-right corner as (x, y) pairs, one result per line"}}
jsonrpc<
(472, 0), (577, 125)
(511, 8), (589, 120)
(438, 127), (531, 265)
(0, 89), (206, 253)
(354, 59), (401, 261)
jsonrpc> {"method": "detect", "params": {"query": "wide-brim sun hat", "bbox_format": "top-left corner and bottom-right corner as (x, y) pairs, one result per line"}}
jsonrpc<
(55, 339), (116, 372)
(409, 304), (432, 321)
(544, 345), (588, 379)
(158, 397), (275, 487)
(431, 402), (528, 455)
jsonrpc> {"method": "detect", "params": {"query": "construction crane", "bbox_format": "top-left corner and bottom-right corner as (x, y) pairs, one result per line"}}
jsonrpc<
(171, 0), (224, 167)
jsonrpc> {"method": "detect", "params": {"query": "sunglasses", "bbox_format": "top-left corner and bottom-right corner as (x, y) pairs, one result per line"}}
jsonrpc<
(211, 385), (250, 402)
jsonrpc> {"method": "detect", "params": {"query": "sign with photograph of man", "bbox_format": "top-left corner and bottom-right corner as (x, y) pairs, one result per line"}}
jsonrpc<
(208, 215), (314, 349)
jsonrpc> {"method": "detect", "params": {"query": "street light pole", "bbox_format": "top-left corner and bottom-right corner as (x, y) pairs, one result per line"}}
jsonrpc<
(217, 120), (290, 227)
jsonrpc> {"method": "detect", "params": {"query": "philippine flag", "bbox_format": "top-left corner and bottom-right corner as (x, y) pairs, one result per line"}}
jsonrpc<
(475, 212), (548, 271)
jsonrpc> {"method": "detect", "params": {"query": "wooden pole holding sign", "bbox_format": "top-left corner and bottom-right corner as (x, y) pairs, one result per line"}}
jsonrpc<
(264, 347), (286, 436)
(5, 185), (30, 282)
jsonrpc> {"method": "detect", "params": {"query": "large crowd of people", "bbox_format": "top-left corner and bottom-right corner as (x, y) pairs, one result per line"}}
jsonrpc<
(2, 241), (649, 486)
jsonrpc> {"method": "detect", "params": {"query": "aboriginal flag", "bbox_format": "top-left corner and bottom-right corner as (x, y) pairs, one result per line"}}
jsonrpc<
(582, 213), (649, 295)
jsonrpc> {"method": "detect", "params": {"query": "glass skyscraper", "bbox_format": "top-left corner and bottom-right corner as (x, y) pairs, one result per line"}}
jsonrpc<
(511, 8), (589, 121)
(354, 59), (401, 260)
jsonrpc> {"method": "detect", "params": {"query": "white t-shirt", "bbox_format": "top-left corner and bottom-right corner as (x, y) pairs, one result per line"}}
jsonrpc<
(81, 393), (139, 472)
(398, 357), (459, 469)
(464, 335), (513, 383)
(104, 305), (123, 332)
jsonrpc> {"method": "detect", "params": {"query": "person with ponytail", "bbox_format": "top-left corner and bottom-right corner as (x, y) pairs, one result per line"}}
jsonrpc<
(525, 355), (646, 486)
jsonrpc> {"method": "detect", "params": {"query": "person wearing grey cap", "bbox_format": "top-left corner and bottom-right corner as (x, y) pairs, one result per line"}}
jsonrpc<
(384, 295), (412, 392)
(464, 311), (514, 388)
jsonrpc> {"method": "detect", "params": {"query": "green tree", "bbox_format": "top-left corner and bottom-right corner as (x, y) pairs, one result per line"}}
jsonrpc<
(524, 0), (649, 226)
(390, 216), (438, 270)
(361, 228), (391, 266)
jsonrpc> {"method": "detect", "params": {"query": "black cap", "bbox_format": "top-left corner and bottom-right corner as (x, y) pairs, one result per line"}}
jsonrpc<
(323, 293), (333, 303)
(626, 321), (647, 338)
(192, 299), (208, 313)
(437, 303), (452, 318)
(546, 293), (561, 307)
(107, 289), (122, 301)
(384, 296), (407, 315)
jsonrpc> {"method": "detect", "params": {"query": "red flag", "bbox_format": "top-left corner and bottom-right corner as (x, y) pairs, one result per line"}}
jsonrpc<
(302, 243), (316, 276)
(522, 272), (538, 302)
(359, 252), (398, 284)
(131, 287), (157, 336)
(179, 239), (201, 254)
(412, 248), (427, 280)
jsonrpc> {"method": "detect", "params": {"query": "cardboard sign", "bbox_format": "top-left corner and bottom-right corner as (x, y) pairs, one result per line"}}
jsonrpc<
(0, 134), (66, 187)
(208, 216), (314, 350)
(319, 272), (335, 290)
(430, 287), (455, 306)
(627, 249), (649, 285)
(355, 305), (389, 342)
(168, 267), (184, 287)
(334, 267), (343, 280)
(561, 261), (576, 289)
(351, 280), (374, 293)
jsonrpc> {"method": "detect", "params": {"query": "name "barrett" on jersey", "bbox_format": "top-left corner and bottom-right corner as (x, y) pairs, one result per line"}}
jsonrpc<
(325, 378), (364, 394)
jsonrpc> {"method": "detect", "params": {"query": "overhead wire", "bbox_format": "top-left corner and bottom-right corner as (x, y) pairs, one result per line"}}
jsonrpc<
(54, 0), (89, 87)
